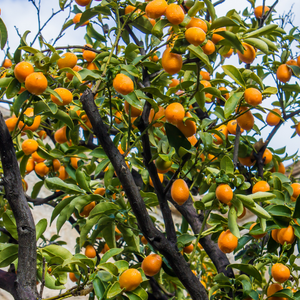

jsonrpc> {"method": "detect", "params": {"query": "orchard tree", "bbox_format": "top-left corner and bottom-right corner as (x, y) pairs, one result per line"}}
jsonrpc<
(1, 0), (300, 299)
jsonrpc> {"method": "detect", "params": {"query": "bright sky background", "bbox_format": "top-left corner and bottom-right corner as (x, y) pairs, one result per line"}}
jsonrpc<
(1, 0), (300, 165)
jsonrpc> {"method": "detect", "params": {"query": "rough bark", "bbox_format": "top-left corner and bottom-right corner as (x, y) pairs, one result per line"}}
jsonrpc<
(0, 112), (37, 300)
(81, 90), (208, 300)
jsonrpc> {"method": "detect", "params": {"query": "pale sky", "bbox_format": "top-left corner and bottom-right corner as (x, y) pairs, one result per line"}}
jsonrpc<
(1, 0), (300, 165)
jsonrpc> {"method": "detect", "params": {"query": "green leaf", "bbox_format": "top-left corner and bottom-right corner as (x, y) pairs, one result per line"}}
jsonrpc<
(243, 38), (269, 54)
(93, 277), (106, 300)
(115, 260), (129, 274)
(42, 244), (73, 260)
(224, 92), (244, 118)
(141, 87), (170, 102)
(270, 289), (294, 300)
(89, 202), (119, 218)
(152, 19), (170, 38)
(227, 263), (262, 282)
(76, 169), (92, 193)
(107, 282), (122, 298)
(59, 0), (68, 10)
(222, 65), (245, 87)
(132, 16), (153, 34)
(3, 212), (18, 240)
(210, 17), (240, 30)
(220, 155), (234, 174)
(0, 18), (8, 49)
(0, 244), (18, 267)
(187, 45), (213, 73)
(215, 31), (244, 53)
(86, 23), (106, 42)
(249, 192), (276, 202)
(31, 181), (44, 199)
(228, 206), (240, 238)
(6, 78), (21, 99)
(188, 0), (205, 17)
(293, 196), (300, 218)
(37, 266), (65, 290)
(14, 90), (31, 116)
(36, 218), (47, 241)
(259, 37), (278, 52)
(243, 24), (278, 38)
(199, 132), (213, 151)
(123, 92), (143, 111)
(165, 123), (191, 156)
(203, 0), (216, 21)
(45, 177), (84, 195)
(101, 248), (123, 263)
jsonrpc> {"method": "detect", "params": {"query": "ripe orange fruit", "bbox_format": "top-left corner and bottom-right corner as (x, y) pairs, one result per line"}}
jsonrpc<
(254, 5), (270, 18)
(70, 157), (80, 169)
(277, 225), (295, 245)
(26, 158), (35, 174)
(51, 88), (73, 106)
(114, 111), (122, 124)
(297, 56), (300, 67)
(263, 148), (273, 165)
(149, 106), (166, 127)
(57, 52), (78, 69)
(66, 65), (82, 81)
(169, 78), (180, 88)
(213, 124), (228, 145)
(5, 117), (18, 132)
(94, 187), (106, 196)
(161, 48), (182, 75)
(252, 181), (270, 193)
(200, 80), (213, 100)
(87, 62), (98, 70)
(124, 101), (141, 117)
(35, 162), (50, 177)
(185, 27), (206, 47)
(54, 126), (68, 144)
(171, 179), (189, 205)
(188, 135), (197, 146)
(69, 272), (78, 282)
(271, 229), (280, 243)
(22, 139), (39, 156)
(276, 64), (292, 83)
(80, 201), (96, 217)
(72, 13), (89, 26)
(291, 183), (300, 199)
(32, 151), (45, 163)
(14, 61), (34, 82)
(145, 0), (168, 19)
(202, 40), (215, 55)
(271, 263), (290, 283)
(236, 106), (254, 131)
(227, 120), (244, 135)
(296, 123), (300, 136)
(286, 59), (297, 66)
(85, 245), (96, 258)
(82, 44), (96, 62)
(119, 269), (142, 291)
(267, 283), (284, 300)
(52, 159), (61, 172)
(165, 4), (185, 25)
(149, 173), (164, 187)
(218, 229), (238, 253)
(18, 108), (41, 132)
(2, 59), (12, 68)
(266, 108), (281, 126)
(271, 162), (285, 174)
(58, 166), (68, 180)
(141, 254), (162, 276)
(165, 102), (185, 125)
(244, 88), (262, 106)
(25, 72), (48, 95)
(176, 112), (197, 137)
(38, 130), (47, 139)
(237, 43), (256, 64)
(141, 236), (148, 245)
(75, 0), (91, 6)
(113, 74), (134, 95)
(183, 244), (194, 254)
(249, 222), (266, 239)
(200, 71), (210, 81)
(186, 17), (207, 32)
(222, 48), (234, 58)
(80, 114), (92, 130)
(211, 28), (225, 44)
(216, 184), (233, 204)
(125, 5), (136, 14)
(238, 207), (247, 219)
(238, 156), (255, 167)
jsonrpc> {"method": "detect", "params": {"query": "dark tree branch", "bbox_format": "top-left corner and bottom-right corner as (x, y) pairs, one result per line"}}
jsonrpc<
(81, 90), (207, 300)
(26, 191), (64, 206)
(168, 196), (234, 278)
(0, 111), (37, 299)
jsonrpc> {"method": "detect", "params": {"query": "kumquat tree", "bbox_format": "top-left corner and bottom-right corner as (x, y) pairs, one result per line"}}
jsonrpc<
(2, 0), (300, 299)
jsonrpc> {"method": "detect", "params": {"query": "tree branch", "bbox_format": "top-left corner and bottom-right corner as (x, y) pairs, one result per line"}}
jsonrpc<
(81, 90), (207, 300)
(0, 111), (37, 299)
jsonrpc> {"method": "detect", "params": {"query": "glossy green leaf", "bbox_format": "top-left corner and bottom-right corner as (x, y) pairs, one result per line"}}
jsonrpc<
(101, 248), (123, 263)
(222, 65), (245, 87)
(188, 45), (213, 73)
(45, 177), (84, 195)
(224, 92), (244, 118)
(243, 38), (269, 54)
(0, 244), (18, 267)
(36, 218), (47, 241)
(210, 17), (239, 30)
(227, 263), (262, 282)
(244, 24), (278, 38)
(0, 18), (8, 49)
(220, 155), (234, 174)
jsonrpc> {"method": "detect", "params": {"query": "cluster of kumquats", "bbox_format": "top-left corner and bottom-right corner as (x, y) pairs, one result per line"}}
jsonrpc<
(2, 0), (300, 298)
